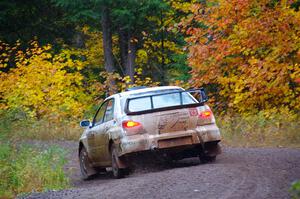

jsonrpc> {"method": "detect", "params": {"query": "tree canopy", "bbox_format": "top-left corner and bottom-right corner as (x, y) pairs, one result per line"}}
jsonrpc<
(0, 0), (299, 121)
(182, 0), (300, 113)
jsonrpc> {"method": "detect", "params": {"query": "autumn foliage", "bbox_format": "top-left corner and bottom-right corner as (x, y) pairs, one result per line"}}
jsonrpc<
(183, 0), (300, 113)
(0, 39), (159, 122)
(0, 41), (92, 121)
(1, 0), (300, 122)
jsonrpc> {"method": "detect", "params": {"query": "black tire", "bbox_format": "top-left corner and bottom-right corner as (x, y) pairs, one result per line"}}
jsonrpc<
(111, 144), (125, 179)
(199, 155), (216, 164)
(163, 155), (176, 166)
(79, 147), (96, 180)
(95, 167), (107, 173)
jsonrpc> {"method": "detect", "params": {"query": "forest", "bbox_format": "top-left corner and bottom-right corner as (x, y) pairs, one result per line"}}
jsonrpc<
(0, 0), (300, 197)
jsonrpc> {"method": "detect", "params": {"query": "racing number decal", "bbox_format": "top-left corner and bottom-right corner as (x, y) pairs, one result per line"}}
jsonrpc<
(189, 108), (198, 116)
(158, 112), (189, 133)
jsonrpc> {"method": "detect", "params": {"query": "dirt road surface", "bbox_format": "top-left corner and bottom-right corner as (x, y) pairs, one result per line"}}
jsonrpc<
(22, 141), (300, 199)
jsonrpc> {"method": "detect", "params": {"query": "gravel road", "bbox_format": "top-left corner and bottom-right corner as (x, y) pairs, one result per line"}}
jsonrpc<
(22, 141), (300, 199)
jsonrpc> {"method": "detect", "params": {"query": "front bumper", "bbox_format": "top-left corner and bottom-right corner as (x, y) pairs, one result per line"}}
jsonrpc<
(119, 124), (221, 156)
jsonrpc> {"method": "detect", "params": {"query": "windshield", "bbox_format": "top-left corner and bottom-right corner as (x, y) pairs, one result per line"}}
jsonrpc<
(126, 89), (197, 113)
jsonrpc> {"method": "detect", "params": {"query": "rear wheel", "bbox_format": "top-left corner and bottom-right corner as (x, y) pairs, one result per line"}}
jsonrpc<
(199, 155), (216, 163)
(79, 147), (96, 180)
(111, 144), (125, 179)
(199, 141), (220, 163)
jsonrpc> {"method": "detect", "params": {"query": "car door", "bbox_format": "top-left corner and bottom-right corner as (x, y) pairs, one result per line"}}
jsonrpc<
(99, 99), (116, 164)
(86, 98), (115, 166)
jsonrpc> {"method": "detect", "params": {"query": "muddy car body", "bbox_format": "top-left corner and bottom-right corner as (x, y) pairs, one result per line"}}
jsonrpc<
(79, 86), (221, 179)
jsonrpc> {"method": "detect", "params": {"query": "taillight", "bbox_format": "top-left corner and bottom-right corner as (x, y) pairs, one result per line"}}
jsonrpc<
(199, 110), (212, 119)
(198, 106), (215, 126)
(122, 120), (142, 135)
(122, 120), (141, 129)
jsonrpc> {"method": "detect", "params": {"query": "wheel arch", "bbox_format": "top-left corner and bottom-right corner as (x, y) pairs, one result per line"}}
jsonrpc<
(108, 139), (114, 153)
(79, 141), (85, 157)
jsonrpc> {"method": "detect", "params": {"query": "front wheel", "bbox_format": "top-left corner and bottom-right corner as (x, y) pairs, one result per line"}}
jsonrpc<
(79, 147), (96, 180)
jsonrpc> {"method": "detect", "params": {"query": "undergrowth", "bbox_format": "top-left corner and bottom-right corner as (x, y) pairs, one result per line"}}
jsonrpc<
(0, 109), (81, 141)
(290, 180), (300, 199)
(0, 142), (70, 198)
(0, 109), (71, 198)
(1, 108), (300, 146)
(217, 110), (300, 148)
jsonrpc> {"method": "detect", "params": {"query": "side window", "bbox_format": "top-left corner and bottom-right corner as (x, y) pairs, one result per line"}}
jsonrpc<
(103, 99), (114, 122)
(94, 101), (108, 126)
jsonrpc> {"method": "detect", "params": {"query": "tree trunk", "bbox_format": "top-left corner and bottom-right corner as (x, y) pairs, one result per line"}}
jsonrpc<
(72, 31), (85, 48)
(118, 28), (128, 75)
(160, 10), (165, 85)
(101, 5), (115, 73)
(126, 34), (136, 83)
(101, 5), (116, 94)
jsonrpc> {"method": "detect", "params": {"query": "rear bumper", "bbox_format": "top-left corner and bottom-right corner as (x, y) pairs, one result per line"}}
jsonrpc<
(119, 124), (221, 156)
(195, 124), (221, 143)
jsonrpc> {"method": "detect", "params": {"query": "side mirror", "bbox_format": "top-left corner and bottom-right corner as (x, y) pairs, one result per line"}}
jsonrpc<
(80, 120), (91, 128)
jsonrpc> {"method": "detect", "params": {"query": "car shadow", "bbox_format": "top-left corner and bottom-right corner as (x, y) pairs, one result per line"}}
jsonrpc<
(73, 155), (220, 187)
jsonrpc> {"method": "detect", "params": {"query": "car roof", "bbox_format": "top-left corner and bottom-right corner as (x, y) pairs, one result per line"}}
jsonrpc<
(108, 86), (184, 100)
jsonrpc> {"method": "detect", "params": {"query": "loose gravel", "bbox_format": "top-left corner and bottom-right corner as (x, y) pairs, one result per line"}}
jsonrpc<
(21, 141), (300, 199)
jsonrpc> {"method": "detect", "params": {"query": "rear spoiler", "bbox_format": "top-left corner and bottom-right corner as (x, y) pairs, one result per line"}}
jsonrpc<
(124, 88), (208, 115)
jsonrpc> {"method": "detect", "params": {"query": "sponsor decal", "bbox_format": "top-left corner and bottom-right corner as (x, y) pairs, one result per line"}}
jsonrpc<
(189, 108), (198, 116)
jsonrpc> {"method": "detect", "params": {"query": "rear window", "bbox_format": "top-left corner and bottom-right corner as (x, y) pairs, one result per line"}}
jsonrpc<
(128, 97), (152, 112)
(126, 90), (197, 113)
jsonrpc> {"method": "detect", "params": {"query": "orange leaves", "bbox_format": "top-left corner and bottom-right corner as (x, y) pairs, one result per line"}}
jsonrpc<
(183, 0), (300, 113)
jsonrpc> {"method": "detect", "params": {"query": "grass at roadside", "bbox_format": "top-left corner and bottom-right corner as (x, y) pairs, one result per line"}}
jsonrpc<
(0, 109), (73, 198)
(290, 180), (300, 199)
(0, 109), (82, 141)
(10, 119), (82, 141)
(0, 141), (70, 198)
(1, 108), (300, 146)
(217, 111), (300, 148)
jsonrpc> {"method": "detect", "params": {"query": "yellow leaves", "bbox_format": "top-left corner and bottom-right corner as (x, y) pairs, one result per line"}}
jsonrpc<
(248, 57), (259, 66)
(43, 44), (51, 51)
(123, 76), (132, 84)
(169, 79), (190, 90)
(233, 93), (245, 105)
(169, 1), (194, 13)
(99, 68), (160, 94)
(136, 67), (143, 75)
(132, 67), (160, 88)
(0, 40), (91, 121)
(136, 49), (148, 65)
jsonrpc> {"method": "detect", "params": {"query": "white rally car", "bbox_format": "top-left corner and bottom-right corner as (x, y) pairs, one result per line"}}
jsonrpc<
(79, 86), (221, 179)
